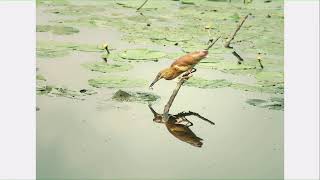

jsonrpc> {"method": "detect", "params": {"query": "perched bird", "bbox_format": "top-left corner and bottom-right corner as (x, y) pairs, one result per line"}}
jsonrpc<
(148, 105), (204, 147)
(149, 36), (221, 89)
(149, 50), (208, 88)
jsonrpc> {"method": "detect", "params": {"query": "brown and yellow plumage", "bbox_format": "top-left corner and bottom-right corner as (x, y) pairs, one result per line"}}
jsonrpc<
(149, 50), (208, 88)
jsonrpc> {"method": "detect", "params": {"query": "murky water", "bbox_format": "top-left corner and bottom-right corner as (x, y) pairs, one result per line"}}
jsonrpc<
(37, 0), (283, 179)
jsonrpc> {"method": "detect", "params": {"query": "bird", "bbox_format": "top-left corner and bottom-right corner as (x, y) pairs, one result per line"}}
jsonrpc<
(148, 104), (204, 147)
(149, 50), (209, 89)
(149, 36), (221, 89)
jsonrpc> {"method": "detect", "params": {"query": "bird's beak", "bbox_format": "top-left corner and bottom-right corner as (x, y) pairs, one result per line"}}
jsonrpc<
(149, 73), (161, 89)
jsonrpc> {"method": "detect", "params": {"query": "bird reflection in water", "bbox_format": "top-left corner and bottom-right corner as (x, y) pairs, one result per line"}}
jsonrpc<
(148, 104), (215, 148)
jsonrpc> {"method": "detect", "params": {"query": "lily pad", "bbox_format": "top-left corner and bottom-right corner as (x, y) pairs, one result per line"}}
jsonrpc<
(199, 61), (256, 71)
(82, 62), (133, 73)
(255, 71), (284, 83)
(112, 89), (160, 103)
(36, 25), (52, 32)
(231, 82), (284, 94)
(120, 49), (166, 60)
(36, 83), (54, 95)
(46, 5), (105, 16)
(184, 77), (232, 89)
(88, 76), (147, 88)
(37, 48), (69, 58)
(246, 99), (267, 106)
(180, 0), (195, 5)
(36, 25), (79, 35)
(37, 41), (103, 58)
(246, 97), (284, 110)
(37, 82), (97, 100)
(36, 74), (47, 81)
(37, 0), (68, 5)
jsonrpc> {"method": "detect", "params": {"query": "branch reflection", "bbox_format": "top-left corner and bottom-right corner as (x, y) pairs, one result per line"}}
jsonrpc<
(148, 104), (215, 148)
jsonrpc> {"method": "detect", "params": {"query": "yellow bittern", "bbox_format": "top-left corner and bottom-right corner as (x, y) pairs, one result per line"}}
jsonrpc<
(149, 36), (220, 89)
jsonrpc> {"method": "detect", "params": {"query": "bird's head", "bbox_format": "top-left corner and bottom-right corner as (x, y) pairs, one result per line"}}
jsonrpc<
(153, 114), (164, 123)
(149, 68), (173, 89)
(189, 50), (209, 61)
(197, 50), (209, 59)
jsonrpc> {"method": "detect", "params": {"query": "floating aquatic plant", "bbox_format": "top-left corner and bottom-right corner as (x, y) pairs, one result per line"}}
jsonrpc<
(37, 41), (104, 58)
(82, 62), (133, 73)
(184, 77), (232, 89)
(37, 82), (97, 100)
(112, 89), (160, 103)
(36, 25), (79, 35)
(199, 61), (256, 71)
(120, 48), (166, 61)
(246, 97), (284, 110)
(88, 76), (147, 88)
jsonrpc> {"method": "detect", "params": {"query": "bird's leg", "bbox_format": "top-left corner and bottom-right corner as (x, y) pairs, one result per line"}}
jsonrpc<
(182, 68), (197, 78)
(181, 73), (193, 80)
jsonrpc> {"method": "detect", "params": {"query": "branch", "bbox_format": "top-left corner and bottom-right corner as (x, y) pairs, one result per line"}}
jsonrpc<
(148, 104), (159, 116)
(232, 50), (244, 64)
(205, 36), (221, 51)
(136, 0), (149, 11)
(224, 14), (250, 48)
(176, 111), (215, 125)
(163, 78), (187, 118)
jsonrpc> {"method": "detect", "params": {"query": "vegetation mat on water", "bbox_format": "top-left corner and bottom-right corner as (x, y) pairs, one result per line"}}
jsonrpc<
(112, 89), (160, 104)
(246, 97), (284, 111)
(88, 76), (147, 88)
(82, 62), (133, 73)
(184, 76), (283, 94)
(37, 77), (97, 100)
(37, 41), (105, 58)
(37, 25), (79, 35)
(119, 48), (167, 61)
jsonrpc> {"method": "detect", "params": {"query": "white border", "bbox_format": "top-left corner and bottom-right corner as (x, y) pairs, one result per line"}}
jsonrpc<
(0, 1), (36, 179)
(0, 0), (319, 179)
(285, 1), (319, 180)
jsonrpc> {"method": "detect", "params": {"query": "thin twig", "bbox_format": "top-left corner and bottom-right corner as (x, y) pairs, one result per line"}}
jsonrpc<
(163, 78), (187, 119)
(136, 0), (149, 11)
(257, 53), (264, 69)
(176, 111), (215, 125)
(224, 14), (250, 48)
(258, 59), (264, 69)
(148, 104), (159, 116)
(232, 50), (244, 64)
(205, 36), (221, 51)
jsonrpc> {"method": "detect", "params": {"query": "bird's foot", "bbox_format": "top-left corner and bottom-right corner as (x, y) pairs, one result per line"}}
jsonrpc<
(182, 68), (196, 78)
(181, 73), (193, 80)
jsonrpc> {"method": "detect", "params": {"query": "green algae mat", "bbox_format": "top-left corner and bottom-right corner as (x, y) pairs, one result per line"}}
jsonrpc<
(112, 89), (160, 104)
(82, 62), (133, 73)
(88, 76), (147, 88)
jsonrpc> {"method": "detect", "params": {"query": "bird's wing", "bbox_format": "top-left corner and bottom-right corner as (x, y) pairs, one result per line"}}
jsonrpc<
(172, 64), (192, 72)
(170, 52), (199, 67)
